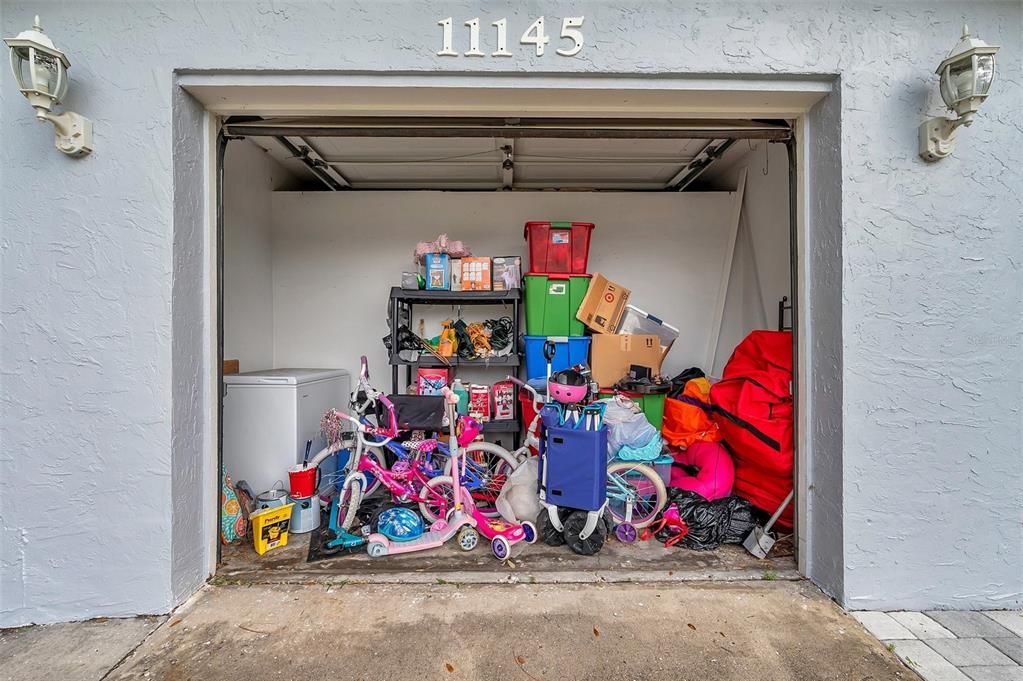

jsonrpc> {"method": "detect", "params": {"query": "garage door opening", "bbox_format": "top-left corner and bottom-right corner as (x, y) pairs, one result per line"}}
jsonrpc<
(214, 114), (799, 583)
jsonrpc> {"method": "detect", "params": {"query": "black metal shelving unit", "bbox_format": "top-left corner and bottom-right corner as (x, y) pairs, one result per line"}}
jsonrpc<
(387, 286), (522, 439)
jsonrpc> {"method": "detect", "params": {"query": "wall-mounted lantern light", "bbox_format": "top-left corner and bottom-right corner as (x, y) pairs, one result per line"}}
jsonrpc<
(919, 25), (999, 162)
(5, 16), (93, 157)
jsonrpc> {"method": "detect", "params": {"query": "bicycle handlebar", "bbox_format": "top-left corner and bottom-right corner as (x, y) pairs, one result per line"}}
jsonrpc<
(509, 376), (544, 411)
(332, 409), (366, 430)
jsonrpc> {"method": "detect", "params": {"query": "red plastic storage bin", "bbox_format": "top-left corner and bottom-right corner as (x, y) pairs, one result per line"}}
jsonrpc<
(524, 221), (595, 274)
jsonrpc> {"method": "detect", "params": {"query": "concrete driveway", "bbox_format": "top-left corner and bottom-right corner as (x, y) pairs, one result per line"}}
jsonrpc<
(3, 581), (912, 681)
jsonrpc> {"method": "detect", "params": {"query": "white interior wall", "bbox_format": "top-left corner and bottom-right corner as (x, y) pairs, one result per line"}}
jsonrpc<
(223, 141), (288, 372)
(709, 142), (793, 374)
(267, 191), (783, 386)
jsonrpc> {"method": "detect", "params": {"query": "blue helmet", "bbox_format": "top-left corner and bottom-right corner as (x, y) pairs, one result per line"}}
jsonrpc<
(376, 506), (424, 542)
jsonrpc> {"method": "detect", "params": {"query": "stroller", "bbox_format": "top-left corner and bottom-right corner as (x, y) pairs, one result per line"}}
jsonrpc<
(535, 341), (612, 555)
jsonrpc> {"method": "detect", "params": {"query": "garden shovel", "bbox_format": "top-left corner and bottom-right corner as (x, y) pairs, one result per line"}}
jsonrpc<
(742, 491), (794, 559)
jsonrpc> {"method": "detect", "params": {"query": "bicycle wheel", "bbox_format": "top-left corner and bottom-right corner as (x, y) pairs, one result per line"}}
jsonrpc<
(335, 476), (364, 532)
(418, 475), (455, 524)
(605, 461), (667, 529)
(448, 442), (519, 518)
(337, 445), (384, 498)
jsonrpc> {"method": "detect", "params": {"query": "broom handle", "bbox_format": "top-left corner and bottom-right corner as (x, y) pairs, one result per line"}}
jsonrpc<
(763, 491), (794, 534)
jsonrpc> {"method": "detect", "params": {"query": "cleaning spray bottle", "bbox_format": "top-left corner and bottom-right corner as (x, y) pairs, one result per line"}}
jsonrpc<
(438, 319), (458, 358)
(451, 378), (469, 416)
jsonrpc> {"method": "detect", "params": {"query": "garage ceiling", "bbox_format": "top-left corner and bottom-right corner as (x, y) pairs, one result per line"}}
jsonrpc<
(249, 135), (735, 190)
(234, 116), (789, 191)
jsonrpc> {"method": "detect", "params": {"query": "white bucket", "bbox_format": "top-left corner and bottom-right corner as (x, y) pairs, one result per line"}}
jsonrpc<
(289, 495), (321, 534)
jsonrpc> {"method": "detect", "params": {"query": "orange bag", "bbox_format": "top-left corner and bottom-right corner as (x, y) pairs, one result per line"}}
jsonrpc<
(661, 378), (721, 449)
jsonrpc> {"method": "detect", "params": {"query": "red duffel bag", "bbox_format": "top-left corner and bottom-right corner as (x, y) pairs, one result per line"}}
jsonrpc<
(710, 330), (794, 527)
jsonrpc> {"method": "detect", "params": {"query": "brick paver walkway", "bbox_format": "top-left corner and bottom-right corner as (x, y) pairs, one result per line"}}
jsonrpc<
(854, 610), (1023, 681)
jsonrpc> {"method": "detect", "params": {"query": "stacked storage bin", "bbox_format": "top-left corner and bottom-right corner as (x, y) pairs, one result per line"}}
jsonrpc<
(522, 222), (596, 412)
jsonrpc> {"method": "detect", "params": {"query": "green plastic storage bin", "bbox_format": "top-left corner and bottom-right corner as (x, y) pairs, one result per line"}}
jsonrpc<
(599, 390), (667, 430)
(524, 274), (590, 336)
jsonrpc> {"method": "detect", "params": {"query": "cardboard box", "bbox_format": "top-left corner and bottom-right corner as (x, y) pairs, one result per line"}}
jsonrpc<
(492, 380), (515, 420)
(424, 253), (450, 291)
(469, 383), (491, 422)
(223, 359), (240, 375)
(576, 272), (631, 334)
(461, 257), (492, 291)
(590, 334), (663, 388)
(450, 258), (463, 291)
(492, 256), (521, 291)
(416, 367), (449, 396)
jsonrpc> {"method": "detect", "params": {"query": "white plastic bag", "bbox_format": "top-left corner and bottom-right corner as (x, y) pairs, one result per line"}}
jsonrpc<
(598, 397), (658, 455)
(495, 456), (541, 525)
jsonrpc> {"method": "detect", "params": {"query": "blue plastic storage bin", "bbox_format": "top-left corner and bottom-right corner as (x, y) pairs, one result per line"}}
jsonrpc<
(539, 405), (607, 511)
(524, 335), (591, 382)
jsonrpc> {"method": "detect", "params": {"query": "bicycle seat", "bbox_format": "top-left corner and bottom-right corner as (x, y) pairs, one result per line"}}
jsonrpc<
(402, 438), (439, 454)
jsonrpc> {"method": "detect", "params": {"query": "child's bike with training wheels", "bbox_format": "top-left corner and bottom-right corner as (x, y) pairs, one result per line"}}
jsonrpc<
(369, 387), (536, 560)
(314, 395), (473, 542)
(365, 388), (482, 557)
(309, 357), (517, 553)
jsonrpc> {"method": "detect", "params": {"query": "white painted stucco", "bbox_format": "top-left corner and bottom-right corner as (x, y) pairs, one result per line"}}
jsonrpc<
(705, 141), (792, 375)
(1, 1), (1020, 626)
(223, 141), (285, 372)
(269, 190), (759, 385)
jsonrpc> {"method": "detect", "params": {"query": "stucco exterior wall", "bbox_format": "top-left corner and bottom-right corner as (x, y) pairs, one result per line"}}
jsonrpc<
(1, 1), (1020, 626)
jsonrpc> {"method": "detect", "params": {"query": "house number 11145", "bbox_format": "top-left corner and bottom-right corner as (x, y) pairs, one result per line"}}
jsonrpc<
(437, 16), (585, 58)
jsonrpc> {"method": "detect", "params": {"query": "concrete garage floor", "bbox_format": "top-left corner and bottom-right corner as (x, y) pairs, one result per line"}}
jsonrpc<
(2, 581), (915, 681)
(218, 531), (800, 585)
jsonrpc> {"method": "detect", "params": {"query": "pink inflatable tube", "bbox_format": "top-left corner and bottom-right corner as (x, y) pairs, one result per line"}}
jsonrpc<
(669, 441), (735, 501)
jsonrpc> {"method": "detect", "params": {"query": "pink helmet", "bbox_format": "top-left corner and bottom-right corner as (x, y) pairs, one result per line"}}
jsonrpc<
(455, 415), (482, 446)
(548, 368), (590, 405)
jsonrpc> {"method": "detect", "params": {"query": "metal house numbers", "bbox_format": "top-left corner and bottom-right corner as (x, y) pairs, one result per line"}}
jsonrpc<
(437, 16), (585, 58)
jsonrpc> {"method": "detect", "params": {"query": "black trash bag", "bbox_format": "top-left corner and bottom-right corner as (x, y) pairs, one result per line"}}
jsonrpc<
(563, 510), (607, 556)
(667, 367), (706, 399)
(669, 489), (758, 551)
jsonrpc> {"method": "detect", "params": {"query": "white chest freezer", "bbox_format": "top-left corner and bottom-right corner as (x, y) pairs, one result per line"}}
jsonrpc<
(222, 368), (350, 495)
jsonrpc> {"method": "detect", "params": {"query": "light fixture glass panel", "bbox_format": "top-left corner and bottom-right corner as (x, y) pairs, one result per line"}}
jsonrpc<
(30, 48), (61, 96)
(974, 54), (995, 95)
(948, 60), (975, 103)
(10, 46), (31, 89)
(53, 62), (68, 101)
(939, 65), (956, 108)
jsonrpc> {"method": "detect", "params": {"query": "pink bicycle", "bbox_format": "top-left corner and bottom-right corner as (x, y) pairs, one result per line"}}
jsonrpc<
(390, 388), (537, 560)
(318, 399), (455, 533)
(309, 357), (518, 533)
